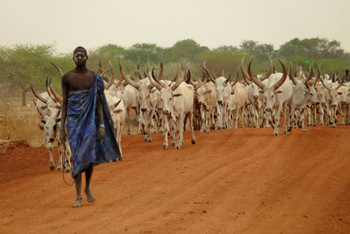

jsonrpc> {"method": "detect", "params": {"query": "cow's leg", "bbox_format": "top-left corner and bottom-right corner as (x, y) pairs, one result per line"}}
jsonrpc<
(178, 114), (185, 149)
(188, 111), (196, 144)
(126, 109), (130, 135)
(300, 108), (306, 132)
(200, 106), (205, 133)
(282, 104), (289, 134)
(57, 141), (64, 171)
(47, 142), (55, 170)
(163, 116), (170, 149)
(64, 141), (72, 172)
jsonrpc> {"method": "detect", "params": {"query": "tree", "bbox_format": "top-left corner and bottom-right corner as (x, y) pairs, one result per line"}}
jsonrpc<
(166, 39), (209, 62)
(0, 44), (56, 106)
(124, 43), (164, 65)
(278, 37), (345, 59)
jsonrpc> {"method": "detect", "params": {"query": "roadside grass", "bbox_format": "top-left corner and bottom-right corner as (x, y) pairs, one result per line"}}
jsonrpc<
(0, 91), (139, 147)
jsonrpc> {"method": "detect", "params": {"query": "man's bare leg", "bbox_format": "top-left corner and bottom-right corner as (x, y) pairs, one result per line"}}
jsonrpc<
(73, 173), (82, 207)
(85, 163), (95, 203)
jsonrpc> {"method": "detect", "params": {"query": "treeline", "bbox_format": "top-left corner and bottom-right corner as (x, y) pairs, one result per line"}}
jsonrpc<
(1, 37), (350, 105)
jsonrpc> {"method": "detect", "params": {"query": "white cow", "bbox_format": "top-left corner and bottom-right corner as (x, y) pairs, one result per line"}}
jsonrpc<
(105, 91), (125, 156)
(246, 58), (293, 136)
(148, 66), (196, 149)
(288, 64), (319, 132)
(119, 59), (158, 142)
(228, 79), (247, 129)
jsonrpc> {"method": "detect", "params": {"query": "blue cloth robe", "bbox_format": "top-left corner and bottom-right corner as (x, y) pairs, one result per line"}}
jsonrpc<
(67, 71), (121, 178)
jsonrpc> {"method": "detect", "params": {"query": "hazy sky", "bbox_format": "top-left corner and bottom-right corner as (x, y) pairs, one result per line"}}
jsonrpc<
(0, 0), (348, 54)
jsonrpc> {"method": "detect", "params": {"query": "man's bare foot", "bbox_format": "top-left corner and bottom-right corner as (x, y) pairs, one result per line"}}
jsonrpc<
(85, 188), (96, 203)
(73, 197), (82, 208)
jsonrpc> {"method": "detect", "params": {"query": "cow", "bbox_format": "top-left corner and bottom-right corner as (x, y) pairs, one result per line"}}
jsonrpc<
(33, 100), (71, 172)
(195, 66), (217, 133)
(148, 65), (196, 149)
(228, 73), (247, 129)
(105, 93), (125, 156)
(288, 63), (319, 132)
(119, 58), (158, 142)
(240, 58), (273, 128)
(319, 72), (344, 128)
(246, 58), (293, 136)
(31, 83), (61, 146)
(213, 72), (231, 129)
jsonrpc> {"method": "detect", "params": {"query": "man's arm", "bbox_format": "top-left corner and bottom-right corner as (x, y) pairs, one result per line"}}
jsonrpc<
(60, 74), (69, 142)
(96, 91), (105, 140)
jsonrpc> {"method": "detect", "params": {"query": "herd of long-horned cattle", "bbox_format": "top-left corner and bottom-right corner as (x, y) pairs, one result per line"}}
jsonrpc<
(31, 55), (350, 171)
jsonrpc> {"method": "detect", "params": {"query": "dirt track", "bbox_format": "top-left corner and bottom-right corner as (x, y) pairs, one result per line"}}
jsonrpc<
(1, 125), (350, 233)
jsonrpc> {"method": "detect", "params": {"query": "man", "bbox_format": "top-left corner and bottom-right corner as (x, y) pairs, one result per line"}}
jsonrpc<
(60, 46), (121, 208)
(342, 68), (350, 82)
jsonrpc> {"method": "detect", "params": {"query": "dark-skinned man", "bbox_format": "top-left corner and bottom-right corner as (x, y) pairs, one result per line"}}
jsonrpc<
(60, 46), (121, 207)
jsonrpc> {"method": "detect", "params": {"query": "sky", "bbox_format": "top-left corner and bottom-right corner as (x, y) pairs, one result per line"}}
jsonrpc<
(0, 0), (349, 54)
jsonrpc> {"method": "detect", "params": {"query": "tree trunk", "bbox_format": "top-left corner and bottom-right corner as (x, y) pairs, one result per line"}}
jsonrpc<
(22, 89), (26, 106)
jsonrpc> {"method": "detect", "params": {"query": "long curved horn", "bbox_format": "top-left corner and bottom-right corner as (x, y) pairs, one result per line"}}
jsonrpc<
(49, 81), (63, 104)
(314, 64), (321, 87)
(171, 67), (184, 91)
(335, 77), (344, 90)
(119, 58), (140, 89)
(158, 54), (164, 80)
(97, 56), (104, 74)
(272, 59), (288, 90)
(55, 108), (61, 118)
(247, 60), (265, 90)
(200, 61), (207, 81)
(148, 69), (163, 91)
(46, 77), (58, 104)
(113, 99), (122, 109)
(104, 61), (115, 90)
(185, 69), (191, 84)
(31, 84), (47, 104)
(319, 76), (330, 91)
(212, 70), (217, 80)
(33, 100), (46, 120)
(231, 73), (238, 87)
(240, 58), (251, 85)
(201, 65), (214, 83)
(50, 62), (64, 79)
(289, 61), (297, 85)
(224, 73), (231, 84)
(304, 65), (314, 88)
(131, 60), (140, 80)
(261, 56), (273, 81)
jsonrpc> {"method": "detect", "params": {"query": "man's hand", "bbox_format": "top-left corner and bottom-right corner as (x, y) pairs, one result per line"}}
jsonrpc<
(98, 126), (105, 140)
(59, 130), (66, 143)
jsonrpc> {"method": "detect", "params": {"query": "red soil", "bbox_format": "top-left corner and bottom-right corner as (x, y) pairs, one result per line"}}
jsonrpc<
(1, 125), (350, 233)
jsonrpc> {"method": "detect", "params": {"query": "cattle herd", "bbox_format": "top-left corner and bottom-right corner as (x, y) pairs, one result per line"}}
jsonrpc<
(30, 56), (350, 171)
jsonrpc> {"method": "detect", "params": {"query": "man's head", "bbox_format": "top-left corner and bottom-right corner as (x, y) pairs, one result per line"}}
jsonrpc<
(346, 68), (349, 75)
(73, 46), (88, 67)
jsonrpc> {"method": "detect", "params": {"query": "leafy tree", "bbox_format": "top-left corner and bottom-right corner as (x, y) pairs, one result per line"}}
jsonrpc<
(88, 44), (125, 71)
(0, 44), (57, 105)
(166, 39), (209, 62)
(278, 37), (345, 59)
(124, 43), (164, 65)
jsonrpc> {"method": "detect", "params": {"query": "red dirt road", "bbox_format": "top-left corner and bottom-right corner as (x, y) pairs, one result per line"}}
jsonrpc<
(1, 126), (350, 233)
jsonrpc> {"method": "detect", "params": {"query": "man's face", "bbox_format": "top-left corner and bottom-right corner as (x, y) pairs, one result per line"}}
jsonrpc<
(73, 51), (88, 66)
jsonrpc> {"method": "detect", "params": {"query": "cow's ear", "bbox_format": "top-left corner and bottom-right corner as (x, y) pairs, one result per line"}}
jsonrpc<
(41, 120), (46, 124)
(174, 94), (182, 97)
(276, 90), (283, 94)
(57, 118), (61, 123)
